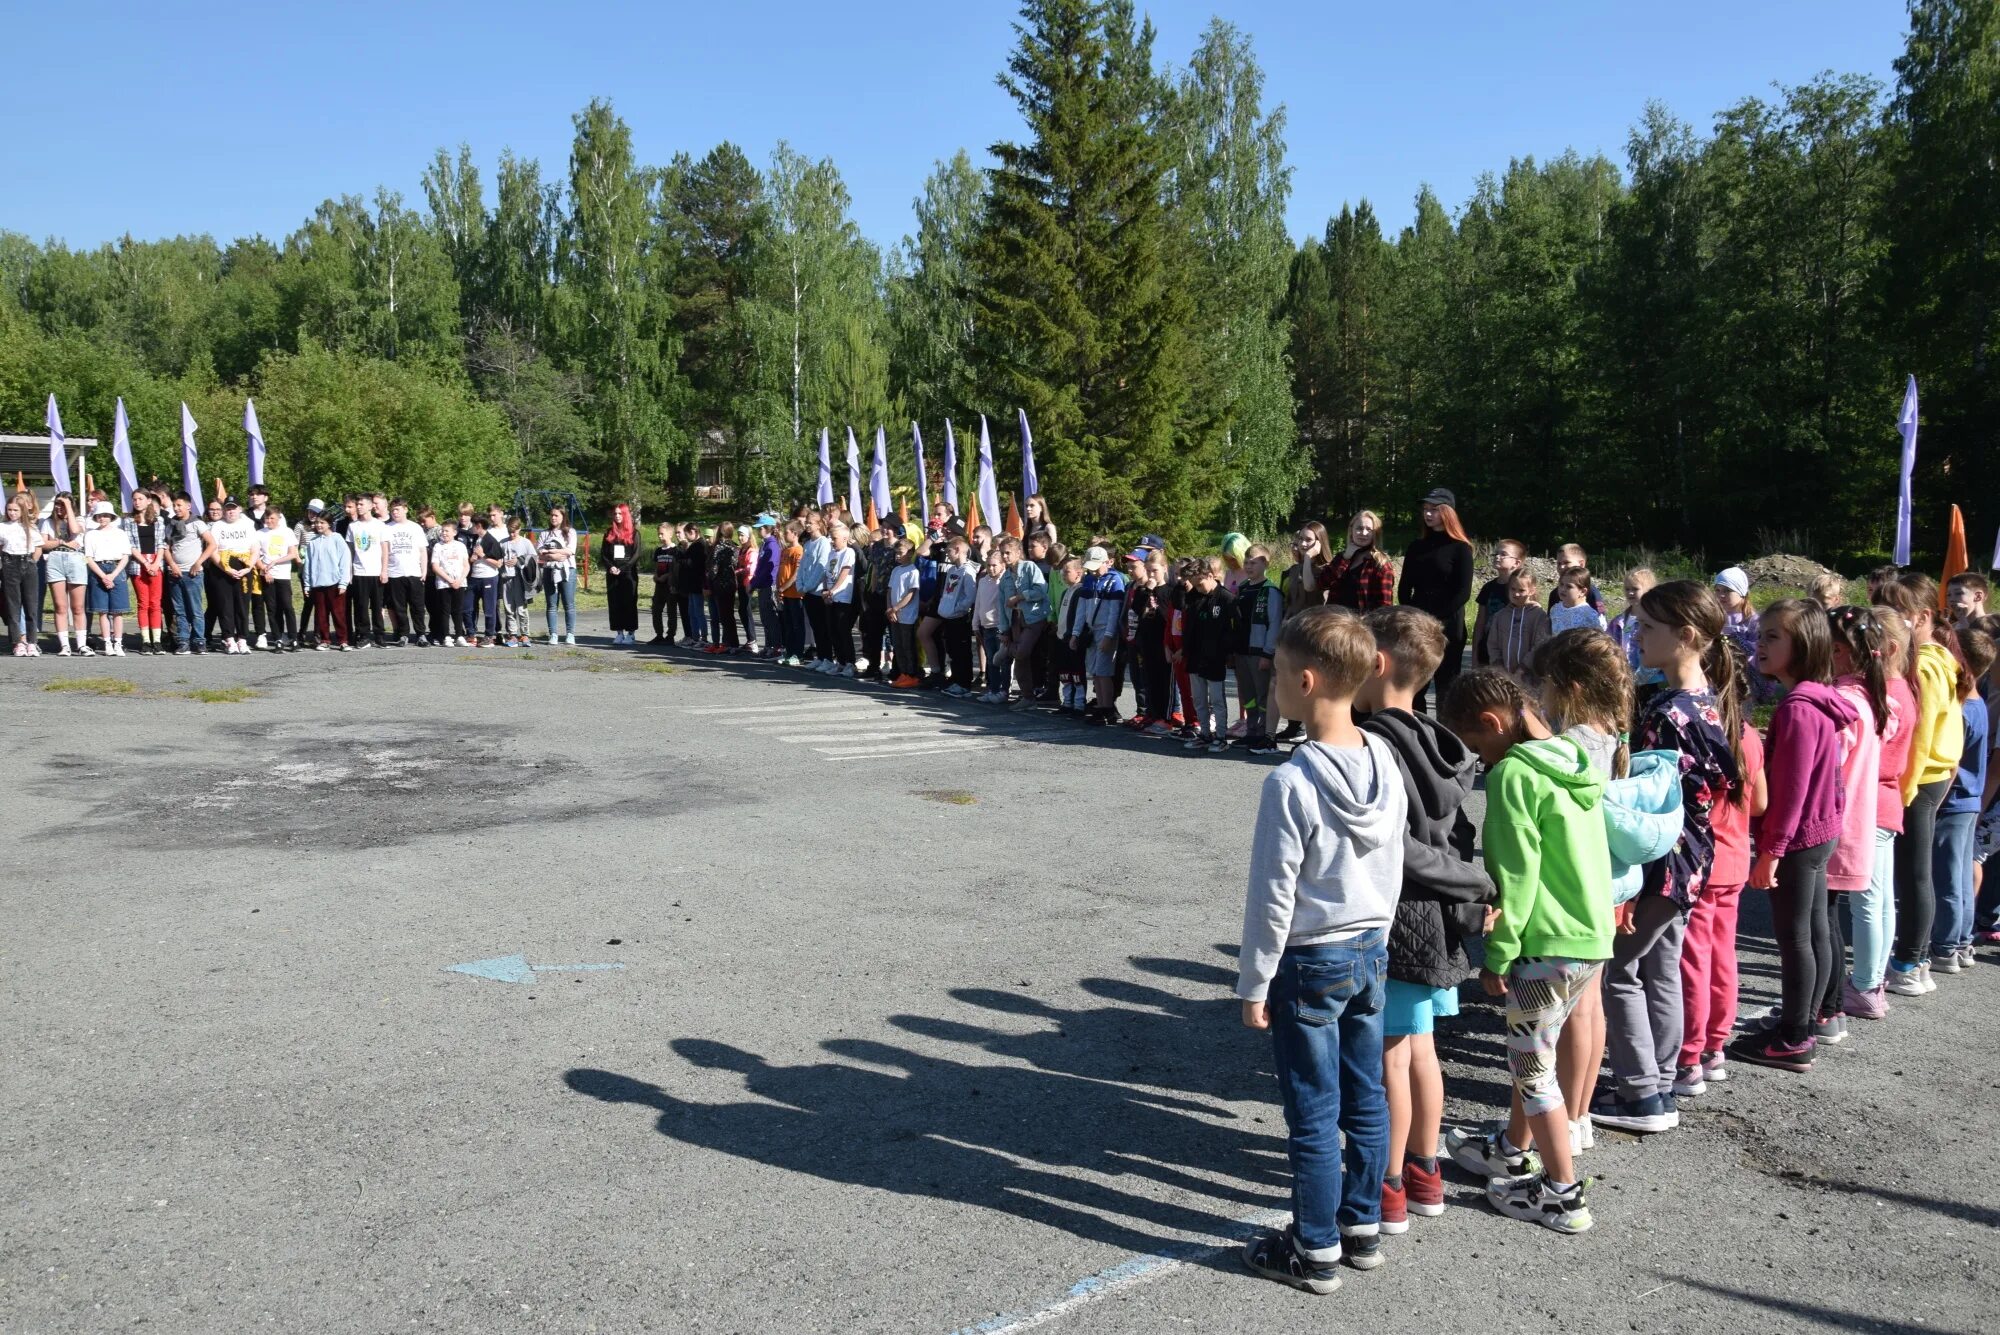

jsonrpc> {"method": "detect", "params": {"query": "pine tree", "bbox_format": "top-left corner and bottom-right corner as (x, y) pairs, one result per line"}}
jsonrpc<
(972, 0), (1191, 539)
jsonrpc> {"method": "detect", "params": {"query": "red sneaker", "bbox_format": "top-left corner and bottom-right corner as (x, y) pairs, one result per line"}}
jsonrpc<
(1380, 1177), (1409, 1234)
(1403, 1159), (1445, 1217)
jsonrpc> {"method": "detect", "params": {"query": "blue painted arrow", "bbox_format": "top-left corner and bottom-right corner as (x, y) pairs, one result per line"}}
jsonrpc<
(446, 953), (627, 984)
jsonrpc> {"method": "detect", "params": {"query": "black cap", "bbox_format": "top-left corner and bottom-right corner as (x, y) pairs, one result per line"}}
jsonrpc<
(222, 496), (241, 509)
(1421, 487), (1456, 508)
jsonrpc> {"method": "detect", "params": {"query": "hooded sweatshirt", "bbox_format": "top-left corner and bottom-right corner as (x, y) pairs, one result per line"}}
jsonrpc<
(1903, 641), (1965, 802)
(1604, 750), (1687, 905)
(1875, 676), (1915, 832)
(1358, 708), (1494, 989)
(1828, 676), (1882, 891)
(1480, 735), (1615, 975)
(1757, 679), (1858, 860)
(1237, 735), (1408, 1001)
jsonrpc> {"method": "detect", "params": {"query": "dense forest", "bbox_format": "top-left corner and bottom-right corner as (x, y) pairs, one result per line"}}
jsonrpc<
(2, 0), (1995, 562)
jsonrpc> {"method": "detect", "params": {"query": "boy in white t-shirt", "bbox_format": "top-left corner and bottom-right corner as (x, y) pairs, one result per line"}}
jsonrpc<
(887, 540), (923, 687)
(347, 500), (390, 648)
(429, 520), (471, 645)
(383, 499), (429, 646)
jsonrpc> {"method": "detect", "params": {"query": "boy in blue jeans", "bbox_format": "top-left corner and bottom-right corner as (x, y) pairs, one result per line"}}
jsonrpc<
(1238, 607), (1408, 1293)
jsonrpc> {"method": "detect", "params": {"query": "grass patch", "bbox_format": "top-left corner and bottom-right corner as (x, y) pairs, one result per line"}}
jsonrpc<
(635, 662), (679, 675)
(914, 789), (978, 806)
(172, 686), (259, 703)
(42, 676), (139, 696)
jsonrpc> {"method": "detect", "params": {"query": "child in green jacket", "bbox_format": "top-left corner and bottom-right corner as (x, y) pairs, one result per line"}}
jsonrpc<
(1437, 668), (1615, 1236)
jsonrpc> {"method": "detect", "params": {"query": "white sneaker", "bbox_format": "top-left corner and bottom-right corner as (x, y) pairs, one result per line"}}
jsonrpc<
(57, 645), (71, 657)
(255, 634), (268, 649)
(565, 634), (577, 646)
(854, 657), (871, 674)
(79, 645), (95, 656)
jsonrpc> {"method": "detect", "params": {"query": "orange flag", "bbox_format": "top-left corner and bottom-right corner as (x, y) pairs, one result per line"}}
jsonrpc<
(1004, 494), (1024, 539)
(13, 472), (24, 495)
(965, 491), (982, 534)
(1940, 504), (1968, 611)
(897, 491), (909, 525)
(214, 476), (226, 501)
(864, 498), (878, 531)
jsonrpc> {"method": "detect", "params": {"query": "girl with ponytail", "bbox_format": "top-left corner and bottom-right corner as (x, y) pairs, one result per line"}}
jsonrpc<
(1824, 606), (1895, 1020)
(1589, 581), (1741, 1131)
(1878, 574), (1964, 994)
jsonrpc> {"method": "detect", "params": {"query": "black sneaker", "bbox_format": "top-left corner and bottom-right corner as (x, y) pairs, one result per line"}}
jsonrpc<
(1246, 736), (1280, 755)
(1241, 1229), (1341, 1295)
(1488, 1173), (1594, 1234)
(1587, 1090), (1679, 1132)
(1276, 721), (1305, 743)
(1726, 1031), (1816, 1073)
(1341, 1231), (1383, 1270)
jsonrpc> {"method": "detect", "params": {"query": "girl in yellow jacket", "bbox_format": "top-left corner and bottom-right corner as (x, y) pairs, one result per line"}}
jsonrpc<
(1881, 573), (1964, 995)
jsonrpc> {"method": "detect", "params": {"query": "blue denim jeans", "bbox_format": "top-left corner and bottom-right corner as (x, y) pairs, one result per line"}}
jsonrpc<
(542, 571), (576, 636)
(1932, 810), (1978, 953)
(1267, 929), (1389, 1251)
(1845, 827), (1895, 990)
(682, 594), (707, 640)
(167, 571), (206, 648)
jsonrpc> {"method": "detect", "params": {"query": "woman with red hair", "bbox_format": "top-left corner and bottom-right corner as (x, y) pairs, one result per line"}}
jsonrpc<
(601, 503), (641, 646)
(1397, 487), (1474, 712)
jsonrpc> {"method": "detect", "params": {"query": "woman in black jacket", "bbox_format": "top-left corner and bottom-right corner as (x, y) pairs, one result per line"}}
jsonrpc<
(1396, 487), (1474, 713)
(601, 503), (640, 645)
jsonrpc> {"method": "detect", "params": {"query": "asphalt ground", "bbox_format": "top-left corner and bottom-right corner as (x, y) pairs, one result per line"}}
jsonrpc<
(4, 613), (1996, 1334)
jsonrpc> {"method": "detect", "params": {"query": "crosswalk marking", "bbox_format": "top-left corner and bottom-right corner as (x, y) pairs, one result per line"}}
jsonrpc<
(811, 738), (1001, 760)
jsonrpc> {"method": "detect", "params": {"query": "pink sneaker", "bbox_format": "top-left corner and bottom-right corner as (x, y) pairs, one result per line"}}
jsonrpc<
(1227, 718), (1250, 739)
(1842, 979), (1889, 1020)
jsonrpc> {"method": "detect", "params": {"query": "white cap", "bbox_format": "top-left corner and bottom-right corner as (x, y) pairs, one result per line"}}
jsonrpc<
(1082, 544), (1110, 572)
(306, 498), (326, 513)
(1714, 566), (1750, 598)
(90, 501), (116, 518)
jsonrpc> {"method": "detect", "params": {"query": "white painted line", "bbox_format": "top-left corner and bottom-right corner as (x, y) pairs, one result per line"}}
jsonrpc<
(812, 739), (1001, 760)
(684, 701), (860, 715)
(774, 726), (974, 744)
(737, 711), (910, 730)
(946, 1209), (1287, 1335)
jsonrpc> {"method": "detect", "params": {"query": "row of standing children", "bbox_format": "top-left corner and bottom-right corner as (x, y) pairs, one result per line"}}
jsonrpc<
(1232, 560), (1995, 1294)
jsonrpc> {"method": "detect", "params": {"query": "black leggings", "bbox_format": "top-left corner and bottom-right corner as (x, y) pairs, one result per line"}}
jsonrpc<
(715, 582), (739, 648)
(1416, 614), (1467, 715)
(828, 600), (857, 665)
(1894, 780), (1951, 966)
(1769, 838), (1837, 1043)
(0, 553), (32, 647)
(1822, 888), (1849, 1017)
(804, 597), (831, 661)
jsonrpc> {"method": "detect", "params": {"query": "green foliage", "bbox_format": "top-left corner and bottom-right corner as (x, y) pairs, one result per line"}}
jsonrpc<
(3, 6), (1991, 561)
(972, 0), (1194, 541)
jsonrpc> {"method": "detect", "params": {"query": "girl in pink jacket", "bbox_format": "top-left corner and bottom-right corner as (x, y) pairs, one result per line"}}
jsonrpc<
(1822, 606), (1888, 1029)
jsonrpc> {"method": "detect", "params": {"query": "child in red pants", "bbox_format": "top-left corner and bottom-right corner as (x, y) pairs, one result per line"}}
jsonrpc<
(1677, 706), (1765, 1092)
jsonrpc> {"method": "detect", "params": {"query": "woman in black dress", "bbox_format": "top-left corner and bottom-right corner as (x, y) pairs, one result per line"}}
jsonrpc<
(601, 503), (640, 645)
(1396, 486), (1474, 713)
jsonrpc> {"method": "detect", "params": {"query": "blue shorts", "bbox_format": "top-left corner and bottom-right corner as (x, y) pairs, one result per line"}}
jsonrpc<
(1383, 978), (1460, 1037)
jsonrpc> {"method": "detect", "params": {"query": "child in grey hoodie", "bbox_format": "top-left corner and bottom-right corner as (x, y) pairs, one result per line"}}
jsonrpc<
(1238, 607), (1408, 1295)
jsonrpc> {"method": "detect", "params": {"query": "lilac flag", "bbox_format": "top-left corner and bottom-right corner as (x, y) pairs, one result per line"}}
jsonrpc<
(1018, 408), (1039, 499)
(45, 394), (65, 490)
(180, 402), (200, 503)
(912, 422), (928, 511)
(942, 421), (959, 513)
(111, 398), (138, 511)
(245, 398), (266, 487)
(1992, 523), (2000, 572)
(1894, 375), (1919, 566)
(870, 427), (892, 520)
(976, 414), (1000, 530)
(845, 427), (862, 521)
(816, 427), (834, 505)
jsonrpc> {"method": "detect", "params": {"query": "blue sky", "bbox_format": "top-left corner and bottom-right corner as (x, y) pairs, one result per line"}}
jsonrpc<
(4, 1), (1907, 254)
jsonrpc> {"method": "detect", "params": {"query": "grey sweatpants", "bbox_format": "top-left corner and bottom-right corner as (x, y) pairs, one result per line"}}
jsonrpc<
(1193, 674), (1229, 737)
(1604, 893), (1687, 1102)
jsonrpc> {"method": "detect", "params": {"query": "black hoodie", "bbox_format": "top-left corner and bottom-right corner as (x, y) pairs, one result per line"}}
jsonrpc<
(1359, 706), (1496, 988)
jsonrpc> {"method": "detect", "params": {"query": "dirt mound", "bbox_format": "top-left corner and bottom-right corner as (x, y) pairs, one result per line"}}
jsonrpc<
(1476, 555), (1558, 588)
(1740, 554), (1844, 591)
